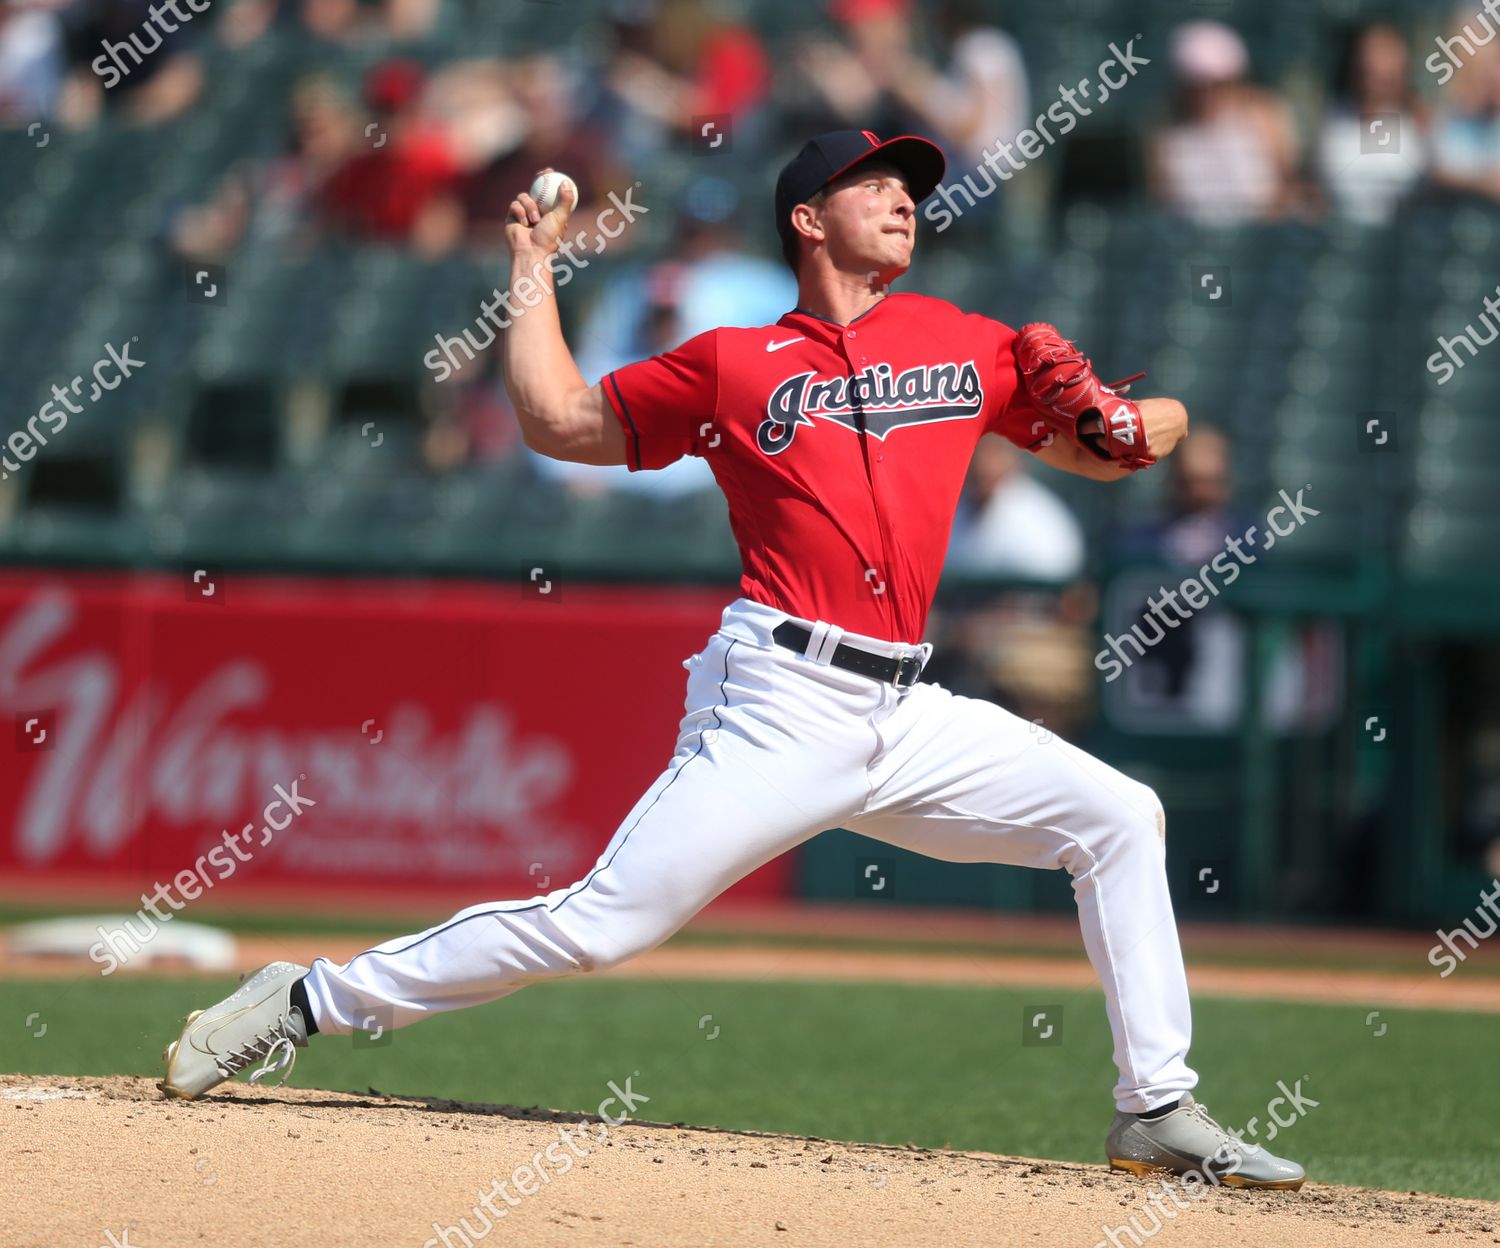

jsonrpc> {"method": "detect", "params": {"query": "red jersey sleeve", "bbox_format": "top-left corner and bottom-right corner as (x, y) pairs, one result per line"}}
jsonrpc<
(603, 330), (719, 471)
(987, 321), (1049, 451)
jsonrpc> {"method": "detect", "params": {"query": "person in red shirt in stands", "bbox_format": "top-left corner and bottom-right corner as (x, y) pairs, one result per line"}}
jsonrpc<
(320, 58), (463, 253)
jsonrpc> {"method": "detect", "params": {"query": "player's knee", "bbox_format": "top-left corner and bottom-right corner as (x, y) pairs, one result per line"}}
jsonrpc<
(1112, 780), (1165, 851)
(553, 930), (616, 977)
(545, 875), (696, 975)
(556, 908), (679, 975)
(583, 927), (664, 974)
(537, 907), (620, 977)
(1136, 784), (1166, 846)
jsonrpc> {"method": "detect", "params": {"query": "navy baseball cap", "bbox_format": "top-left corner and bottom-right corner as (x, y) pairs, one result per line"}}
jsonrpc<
(775, 129), (946, 253)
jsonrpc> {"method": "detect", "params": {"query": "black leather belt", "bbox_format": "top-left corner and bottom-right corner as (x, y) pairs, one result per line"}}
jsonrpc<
(772, 621), (927, 689)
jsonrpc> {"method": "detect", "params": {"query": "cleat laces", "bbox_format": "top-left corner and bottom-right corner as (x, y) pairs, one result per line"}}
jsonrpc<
(218, 1010), (303, 1087)
(246, 1037), (298, 1087)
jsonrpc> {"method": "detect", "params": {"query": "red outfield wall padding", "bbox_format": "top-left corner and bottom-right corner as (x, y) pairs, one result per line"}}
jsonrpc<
(0, 571), (790, 906)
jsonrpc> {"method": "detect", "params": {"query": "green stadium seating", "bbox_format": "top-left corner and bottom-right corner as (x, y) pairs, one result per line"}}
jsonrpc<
(0, 2), (1491, 598)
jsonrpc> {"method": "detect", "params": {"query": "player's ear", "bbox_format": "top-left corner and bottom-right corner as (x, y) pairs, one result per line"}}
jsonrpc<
(790, 202), (824, 245)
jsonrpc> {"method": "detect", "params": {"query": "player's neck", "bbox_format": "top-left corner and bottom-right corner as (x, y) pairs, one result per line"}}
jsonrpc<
(794, 271), (890, 327)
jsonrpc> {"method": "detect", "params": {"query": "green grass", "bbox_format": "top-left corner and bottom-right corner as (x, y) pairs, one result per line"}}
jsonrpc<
(4, 974), (1497, 1200)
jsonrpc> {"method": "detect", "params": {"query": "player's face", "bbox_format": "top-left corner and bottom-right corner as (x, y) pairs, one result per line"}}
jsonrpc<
(816, 164), (916, 281)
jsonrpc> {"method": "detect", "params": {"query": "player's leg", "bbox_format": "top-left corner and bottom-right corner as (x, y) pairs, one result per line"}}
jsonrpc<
(844, 679), (1304, 1187)
(160, 629), (875, 1098)
(845, 679), (1190, 1115)
(302, 630), (872, 1031)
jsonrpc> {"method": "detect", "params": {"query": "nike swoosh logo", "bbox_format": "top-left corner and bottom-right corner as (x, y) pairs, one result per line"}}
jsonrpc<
(766, 337), (806, 352)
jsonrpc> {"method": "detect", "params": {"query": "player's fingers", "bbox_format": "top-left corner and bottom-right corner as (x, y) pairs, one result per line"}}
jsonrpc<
(525, 168), (555, 225)
(517, 192), (541, 226)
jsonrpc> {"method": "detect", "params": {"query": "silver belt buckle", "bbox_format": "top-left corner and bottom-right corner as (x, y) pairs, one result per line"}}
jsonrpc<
(893, 652), (923, 688)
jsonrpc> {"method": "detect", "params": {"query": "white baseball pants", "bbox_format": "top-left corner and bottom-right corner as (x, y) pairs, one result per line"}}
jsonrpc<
(303, 596), (1198, 1113)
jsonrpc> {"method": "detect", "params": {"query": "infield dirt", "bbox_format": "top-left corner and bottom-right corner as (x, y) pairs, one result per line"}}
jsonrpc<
(6, 1074), (1499, 1248)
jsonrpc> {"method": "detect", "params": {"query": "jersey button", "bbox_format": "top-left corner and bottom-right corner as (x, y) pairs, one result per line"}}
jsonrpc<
(847, 330), (857, 338)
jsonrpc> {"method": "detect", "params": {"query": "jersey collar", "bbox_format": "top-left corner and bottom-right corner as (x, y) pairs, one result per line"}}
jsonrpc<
(781, 295), (892, 333)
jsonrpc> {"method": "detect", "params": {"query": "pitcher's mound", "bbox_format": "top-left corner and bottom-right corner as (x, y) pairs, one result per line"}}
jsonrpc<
(3, 1074), (1494, 1247)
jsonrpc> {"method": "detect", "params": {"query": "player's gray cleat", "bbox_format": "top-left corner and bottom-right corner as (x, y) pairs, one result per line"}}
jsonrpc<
(158, 961), (311, 1101)
(1106, 1094), (1306, 1190)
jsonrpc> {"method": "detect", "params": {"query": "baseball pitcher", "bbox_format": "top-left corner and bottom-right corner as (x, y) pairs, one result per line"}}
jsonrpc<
(160, 129), (1305, 1190)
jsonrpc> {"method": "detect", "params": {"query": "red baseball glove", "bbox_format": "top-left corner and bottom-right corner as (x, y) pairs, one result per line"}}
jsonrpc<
(1013, 323), (1155, 470)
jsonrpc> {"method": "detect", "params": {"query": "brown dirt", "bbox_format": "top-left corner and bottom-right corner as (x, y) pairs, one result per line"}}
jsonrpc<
(7, 912), (1500, 1246)
(4, 1076), (1498, 1248)
(685, 903), (1500, 969)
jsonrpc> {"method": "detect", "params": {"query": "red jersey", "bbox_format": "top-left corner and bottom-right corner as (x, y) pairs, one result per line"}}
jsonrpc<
(603, 292), (1044, 643)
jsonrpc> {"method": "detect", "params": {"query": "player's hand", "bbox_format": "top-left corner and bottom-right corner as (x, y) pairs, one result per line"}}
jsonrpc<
(505, 167), (576, 261)
(1079, 397), (1188, 462)
(1137, 397), (1188, 459)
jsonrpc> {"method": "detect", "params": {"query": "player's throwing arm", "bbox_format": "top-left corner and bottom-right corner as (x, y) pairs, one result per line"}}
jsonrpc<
(501, 167), (626, 467)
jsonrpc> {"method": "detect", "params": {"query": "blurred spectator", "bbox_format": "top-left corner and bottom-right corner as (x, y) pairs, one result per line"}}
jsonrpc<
(924, 583), (1101, 738)
(58, 0), (204, 126)
(220, 0), (441, 48)
(1148, 20), (1303, 226)
(592, 1), (666, 164)
(1111, 426), (1249, 717)
(890, 0), (1028, 185)
(655, 0), (772, 144)
(596, 0), (771, 163)
(423, 341), (522, 473)
(530, 176), (795, 498)
(460, 53), (625, 254)
(573, 176), (796, 383)
(1317, 23), (1429, 225)
(0, 1), (65, 125)
(1431, 22), (1500, 204)
(1116, 426), (1246, 567)
(320, 59), (464, 255)
(945, 436), (1085, 582)
(425, 59), (526, 174)
(789, 0), (933, 141)
(529, 261), (712, 499)
(171, 73), (362, 263)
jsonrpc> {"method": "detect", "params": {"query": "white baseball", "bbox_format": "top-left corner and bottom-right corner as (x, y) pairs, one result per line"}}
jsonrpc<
(528, 170), (578, 215)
